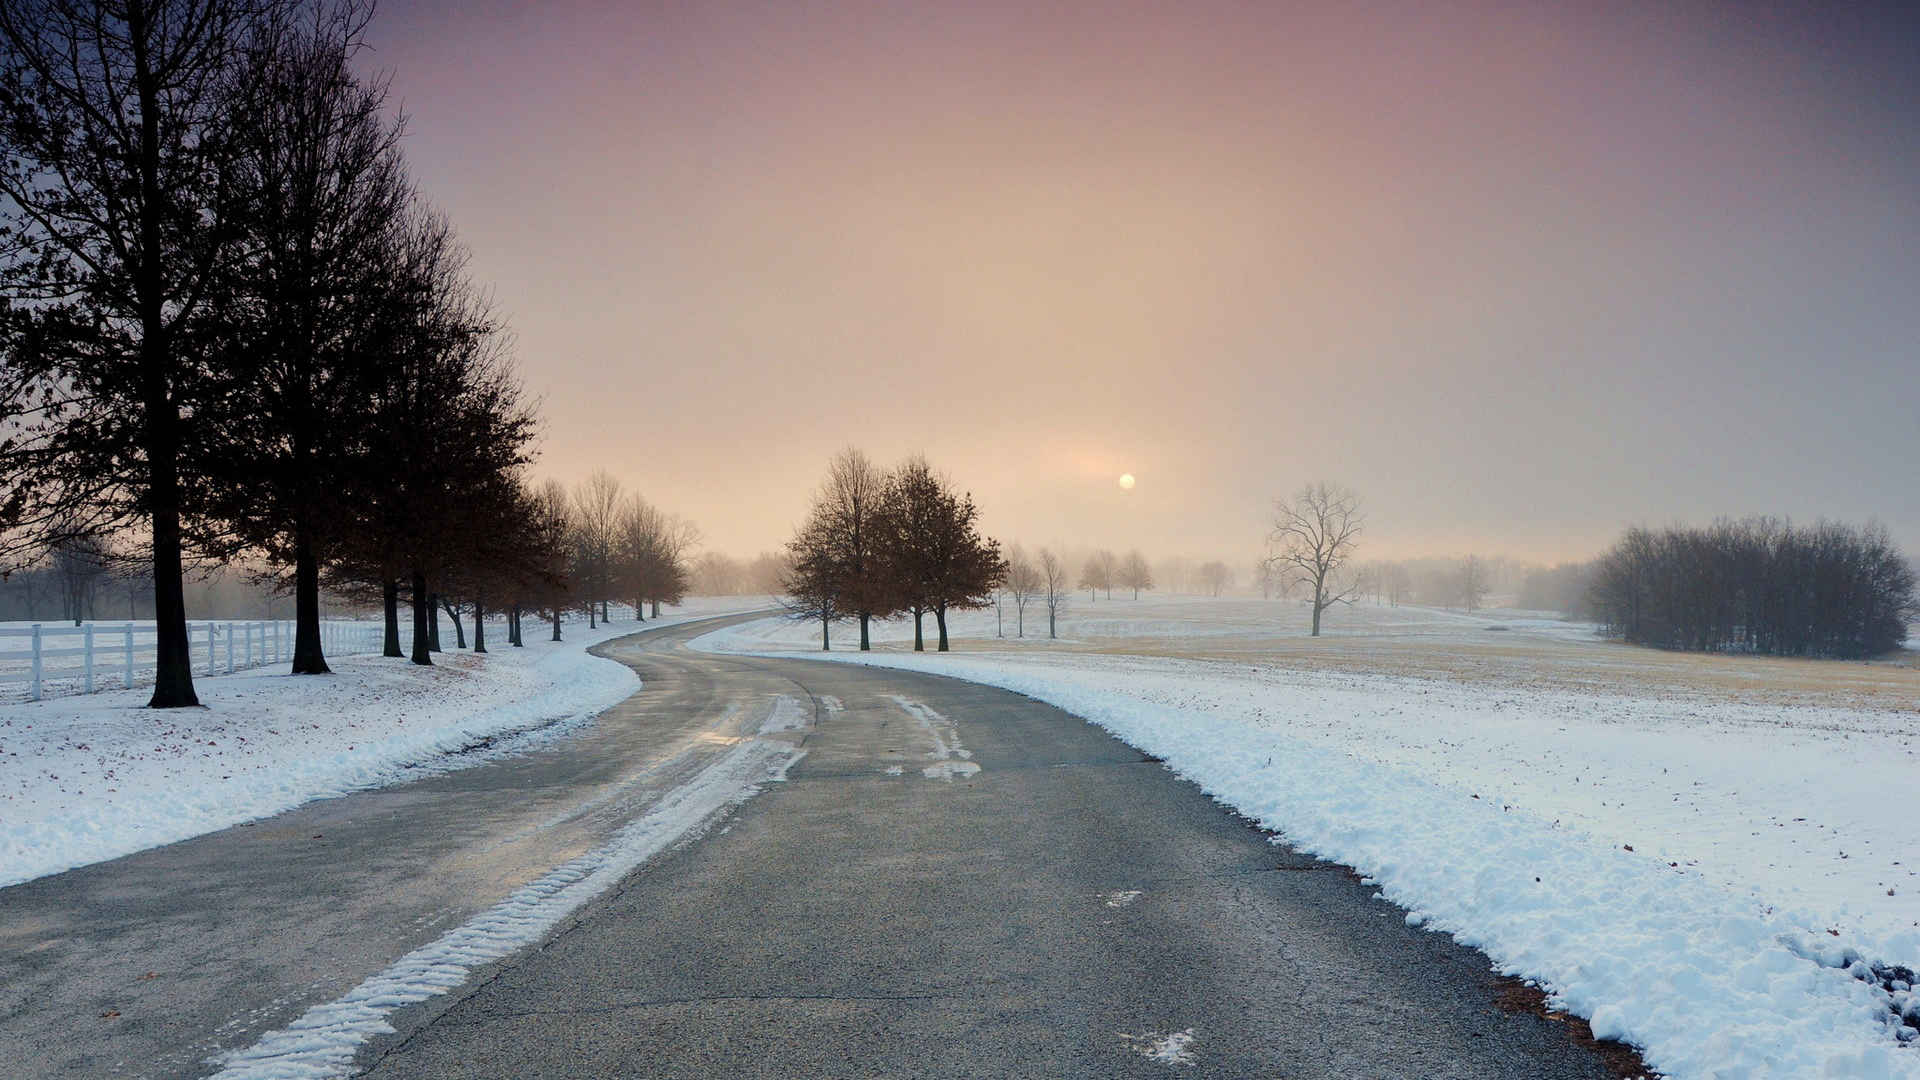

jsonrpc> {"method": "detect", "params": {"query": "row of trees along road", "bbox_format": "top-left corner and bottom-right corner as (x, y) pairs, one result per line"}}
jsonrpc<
(560, 470), (697, 630)
(0, 0), (577, 704)
(785, 450), (1004, 652)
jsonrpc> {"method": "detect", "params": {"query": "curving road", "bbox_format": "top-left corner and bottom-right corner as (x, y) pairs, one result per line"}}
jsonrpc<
(3, 614), (1624, 1078)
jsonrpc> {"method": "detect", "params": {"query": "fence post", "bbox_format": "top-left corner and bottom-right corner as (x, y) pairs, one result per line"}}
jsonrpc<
(30, 624), (42, 701)
(84, 623), (95, 693)
(226, 622), (235, 673)
(124, 625), (135, 689)
(206, 623), (215, 675)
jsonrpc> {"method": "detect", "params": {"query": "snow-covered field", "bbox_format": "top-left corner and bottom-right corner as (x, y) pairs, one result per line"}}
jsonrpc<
(0, 599), (766, 889)
(701, 596), (1920, 1079)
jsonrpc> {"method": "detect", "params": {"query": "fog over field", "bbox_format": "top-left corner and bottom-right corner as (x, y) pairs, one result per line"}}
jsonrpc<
(369, 0), (1920, 563)
(7, 3), (1920, 1078)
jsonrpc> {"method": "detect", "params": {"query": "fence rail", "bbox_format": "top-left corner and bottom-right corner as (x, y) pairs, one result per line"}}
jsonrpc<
(0, 619), (414, 702)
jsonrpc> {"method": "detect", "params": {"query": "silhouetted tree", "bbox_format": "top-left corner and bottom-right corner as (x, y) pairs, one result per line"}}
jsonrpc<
(878, 456), (942, 651)
(0, 0), (298, 705)
(201, 0), (405, 674)
(912, 477), (1001, 652)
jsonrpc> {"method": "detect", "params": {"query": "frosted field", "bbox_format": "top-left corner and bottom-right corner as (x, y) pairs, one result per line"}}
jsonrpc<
(0, 598), (764, 888)
(704, 596), (1920, 1079)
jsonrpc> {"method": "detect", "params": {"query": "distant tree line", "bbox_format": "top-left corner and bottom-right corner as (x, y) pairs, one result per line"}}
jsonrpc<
(0, 1), (684, 702)
(785, 450), (1004, 652)
(689, 551), (791, 597)
(1587, 518), (1914, 658)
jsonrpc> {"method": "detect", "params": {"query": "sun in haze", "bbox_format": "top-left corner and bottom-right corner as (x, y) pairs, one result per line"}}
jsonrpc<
(1118, 473), (1136, 492)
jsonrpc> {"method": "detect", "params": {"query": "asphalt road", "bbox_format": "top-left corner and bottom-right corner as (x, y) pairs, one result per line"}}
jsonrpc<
(4, 614), (1626, 1078)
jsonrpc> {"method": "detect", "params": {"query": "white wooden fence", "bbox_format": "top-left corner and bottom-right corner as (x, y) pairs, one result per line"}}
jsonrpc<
(0, 619), (407, 701)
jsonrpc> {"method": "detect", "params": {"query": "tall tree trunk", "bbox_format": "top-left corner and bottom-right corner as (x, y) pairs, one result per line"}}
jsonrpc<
(935, 606), (950, 652)
(1017, 607), (1024, 637)
(651, 599), (660, 619)
(601, 599), (609, 623)
(290, 527), (330, 674)
(508, 605), (522, 647)
(428, 594), (443, 651)
(1048, 607), (1056, 639)
(912, 608), (924, 651)
(472, 597), (486, 654)
(634, 597), (645, 623)
(410, 572), (432, 666)
(382, 580), (402, 657)
(440, 598), (466, 649)
(859, 612), (871, 651)
(821, 613), (830, 651)
(551, 608), (562, 641)
(588, 601), (596, 629)
(131, 1), (195, 708)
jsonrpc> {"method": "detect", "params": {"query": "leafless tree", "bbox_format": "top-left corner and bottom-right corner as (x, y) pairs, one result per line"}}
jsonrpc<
(1117, 549), (1153, 600)
(1198, 560), (1233, 597)
(1458, 554), (1491, 614)
(1267, 482), (1364, 636)
(1039, 547), (1070, 639)
(1004, 545), (1041, 638)
(571, 470), (624, 627)
(1080, 549), (1116, 601)
(52, 534), (111, 625)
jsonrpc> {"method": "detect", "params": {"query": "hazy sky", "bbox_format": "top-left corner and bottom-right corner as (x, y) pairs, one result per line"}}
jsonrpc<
(366, 1), (1920, 563)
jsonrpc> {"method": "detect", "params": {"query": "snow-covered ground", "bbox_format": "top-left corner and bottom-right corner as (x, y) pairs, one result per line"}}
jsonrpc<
(700, 597), (1920, 1079)
(0, 599), (767, 889)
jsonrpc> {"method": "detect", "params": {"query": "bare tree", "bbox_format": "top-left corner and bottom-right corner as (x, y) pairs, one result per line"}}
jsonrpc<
(1004, 545), (1041, 638)
(783, 499), (842, 651)
(1458, 554), (1491, 614)
(1039, 547), (1070, 639)
(571, 471), (624, 627)
(1198, 560), (1233, 597)
(1267, 482), (1364, 636)
(820, 448), (893, 650)
(52, 534), (111, 625)
(1117, 549), (1153, 600)
(1080, 549), (1116, 601)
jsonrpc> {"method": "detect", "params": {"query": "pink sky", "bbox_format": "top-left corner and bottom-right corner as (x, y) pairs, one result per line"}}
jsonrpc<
(366, 1), (1920, 564)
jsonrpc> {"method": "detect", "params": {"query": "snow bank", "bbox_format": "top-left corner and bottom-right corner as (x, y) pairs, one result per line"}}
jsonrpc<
(696, 618), (1920, 1079)
(0, 602), (763, 888)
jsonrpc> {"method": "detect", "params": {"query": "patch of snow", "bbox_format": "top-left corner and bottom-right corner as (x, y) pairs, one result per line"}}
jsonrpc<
(1102, 889), (1143, 908)
(1118, 1028), (1196, 1066)
(0, 601), (764, 888)
(882, 765), (904, 776)
(921, 760), (981, 781)
(890, 695), (980, 783)
(758, 694), (810, 733)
